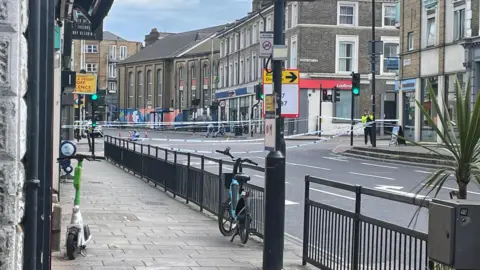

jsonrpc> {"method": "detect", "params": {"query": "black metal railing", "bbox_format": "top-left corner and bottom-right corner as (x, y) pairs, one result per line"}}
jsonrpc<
(302, 175), (435, 270)
(103, 135), (265, 239)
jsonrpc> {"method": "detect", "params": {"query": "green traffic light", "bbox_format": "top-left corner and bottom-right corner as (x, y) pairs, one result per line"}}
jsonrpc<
(91, 94), (98, 100)
(352, 87), (359, 95)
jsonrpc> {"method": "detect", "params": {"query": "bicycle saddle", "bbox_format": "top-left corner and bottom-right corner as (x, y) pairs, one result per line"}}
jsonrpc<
(234, 174), (250, 183)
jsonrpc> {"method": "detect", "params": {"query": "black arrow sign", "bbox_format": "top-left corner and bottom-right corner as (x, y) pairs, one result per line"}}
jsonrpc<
(286, 72), (297, 83)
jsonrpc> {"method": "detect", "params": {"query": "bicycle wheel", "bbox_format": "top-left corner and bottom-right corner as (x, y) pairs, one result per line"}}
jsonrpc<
(218, 200), (236, 236)
(239, 213), (250, 244)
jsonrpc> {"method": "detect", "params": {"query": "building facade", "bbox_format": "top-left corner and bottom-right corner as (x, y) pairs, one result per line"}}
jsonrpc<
(397, 0), (479, 142)
(117, 26), (226, 124)
(216, 0), (400, 134)
(72, 31), (142, 120)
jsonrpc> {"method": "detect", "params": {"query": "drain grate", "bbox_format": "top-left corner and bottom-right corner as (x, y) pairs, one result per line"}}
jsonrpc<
(81, 213), (140, 221)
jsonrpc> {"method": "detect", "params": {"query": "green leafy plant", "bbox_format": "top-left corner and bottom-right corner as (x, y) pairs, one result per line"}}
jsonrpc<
(408, 76), (480, 200)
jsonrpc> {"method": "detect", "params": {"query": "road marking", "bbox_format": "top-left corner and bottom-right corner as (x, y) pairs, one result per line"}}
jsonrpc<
(374, 185), (427, 199)
(254, 174), (264, 178)
(285, 200), (299, 205)
(349, 172), (395, 181)
(420, 183), (480, 196)
(361, 163), (398, 169)
(323, 156), (348, 162)
(287, 162), (331, 171)
(310, 188), (355, 200)
(415, 170), (432, 174)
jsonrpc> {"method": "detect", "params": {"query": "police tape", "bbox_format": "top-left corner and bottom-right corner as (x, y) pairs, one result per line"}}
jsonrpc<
(61, 116), (398, 129)
(124, 124), (368, 155)
(114, 120), (397, 144)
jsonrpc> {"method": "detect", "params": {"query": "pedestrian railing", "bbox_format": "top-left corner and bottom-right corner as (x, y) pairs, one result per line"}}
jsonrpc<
(302, 175), (439, 270)
(103, 135), (265, 239)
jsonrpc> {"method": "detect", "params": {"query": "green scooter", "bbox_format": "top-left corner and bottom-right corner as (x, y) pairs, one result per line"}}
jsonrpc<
(57, 153), (105, 259)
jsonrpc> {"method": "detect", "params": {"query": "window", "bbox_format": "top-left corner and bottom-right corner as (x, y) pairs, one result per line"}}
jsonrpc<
(253, 24), (258, 43)
(454, 8), (465, 41)
(240, 31), (245, 49)
(252, 53), (257, 80)
(109, 45), (116, 59)
(128, 72), (134, 108)
(157, 69), (163, 107)
(108, 64), (116, 78)
(260, 20), (265, 31)
(223, 63), (227, 87)
(335, 91), (354, 119)
(234, 61), (238, 85)
(381, 38), (400, 74)
(203, 63), (209, 78)
(246, 57), (250, 82)
(336, 35), (358, 73)
(426, 16), (436, 46)
(229, 63), (234, 87)
(292, 3), (298, 26)
(337, 2), (357, 25)
(267, 17), (272, 31)
(383, 4), (396, 27)
(258, 57), (262, 79)
(191, 65), (196, 79)
(179, 66), (184, 80)
(230, 36), (234, 53)
(246, 28), (251, 47)
(234, 34), (239, 51)
(290, 36), (298, 69)
(407, 32), (414, 50)
(286, 5), (290, 29)
(85, 44), (98, 53)
(137, 71), (144, 108)
(220, 42), (224, 57)
(240, 59), (244, 84)
(119, 46), (127, 60)
(86, 63), (98, 72)
(108, 82), (116, 92)
(220, 66), (224, 87)
(224, 39), (228, 55)
(146, 70), (153, 106)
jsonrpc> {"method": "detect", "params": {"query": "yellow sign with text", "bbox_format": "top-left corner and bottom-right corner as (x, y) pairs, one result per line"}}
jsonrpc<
(74, 74), (97, 95)
(262, 69), (299, 84)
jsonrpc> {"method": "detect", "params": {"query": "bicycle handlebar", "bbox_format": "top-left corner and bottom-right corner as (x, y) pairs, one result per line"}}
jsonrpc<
(215, 148), (258, 166)
(57, 154), (105, 162)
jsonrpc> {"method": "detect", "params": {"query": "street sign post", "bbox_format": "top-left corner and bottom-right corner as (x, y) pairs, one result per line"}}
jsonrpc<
(259, 32), (274, 58)
(262, 69), (299, 118)
(74, 73), (97, 95)
(264, 94), (276, 151)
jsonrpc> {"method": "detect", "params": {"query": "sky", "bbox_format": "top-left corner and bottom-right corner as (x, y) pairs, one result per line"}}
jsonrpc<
(103, 0), (252, 42)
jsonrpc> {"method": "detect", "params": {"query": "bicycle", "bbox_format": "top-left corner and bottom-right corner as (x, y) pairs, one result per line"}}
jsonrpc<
(57, 153), (105, 260)
(216, 147), (258, 244)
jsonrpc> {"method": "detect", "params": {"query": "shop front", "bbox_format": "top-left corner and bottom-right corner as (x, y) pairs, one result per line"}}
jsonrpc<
(215, 86), (256, 131)
(396, 78), (416, 140)
(299, 78), (358, 135)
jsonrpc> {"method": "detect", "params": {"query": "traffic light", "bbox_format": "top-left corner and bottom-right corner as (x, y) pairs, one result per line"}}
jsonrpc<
(351, 72), (360, 96)
(89, 94), (98, 127)
(322, 89), (328, 102)
(255, 83), (264, 100)
(334, 88), (341, 102)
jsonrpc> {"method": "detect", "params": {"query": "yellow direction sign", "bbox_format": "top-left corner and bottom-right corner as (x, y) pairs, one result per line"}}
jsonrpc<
(262, 69), (299, 84)
(74, 73), (97, 95)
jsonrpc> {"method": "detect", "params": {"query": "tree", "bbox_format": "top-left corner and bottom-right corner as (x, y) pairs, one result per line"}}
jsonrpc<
(411, 76), (480, 200)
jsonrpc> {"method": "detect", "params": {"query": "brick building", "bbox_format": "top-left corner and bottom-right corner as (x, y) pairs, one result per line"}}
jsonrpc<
(397, 0), (479, 142)
(116, 25), (227, 124)
(216, 0), (399, 134)
(72, 31), (142, 120)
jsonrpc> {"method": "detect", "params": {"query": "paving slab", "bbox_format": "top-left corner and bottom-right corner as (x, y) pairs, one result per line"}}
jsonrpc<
(52, 160), (313, 269)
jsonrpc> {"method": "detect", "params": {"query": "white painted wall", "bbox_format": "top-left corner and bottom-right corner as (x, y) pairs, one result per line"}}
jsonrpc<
(421, 49), (440, 76)
(444, 45), (466, 73)
(307, 89), (320, 132)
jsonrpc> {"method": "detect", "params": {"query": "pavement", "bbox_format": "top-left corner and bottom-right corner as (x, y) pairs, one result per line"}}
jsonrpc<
(96, 129), (480, 242)
(53, 160), (312, 270)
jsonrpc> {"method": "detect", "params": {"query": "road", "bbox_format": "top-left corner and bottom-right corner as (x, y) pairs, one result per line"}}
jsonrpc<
(98, 129), (480, 243)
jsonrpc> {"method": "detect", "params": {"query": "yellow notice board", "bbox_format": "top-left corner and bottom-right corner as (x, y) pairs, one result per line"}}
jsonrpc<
(74, 74), (97, 95)
(262, 69), (299, 84)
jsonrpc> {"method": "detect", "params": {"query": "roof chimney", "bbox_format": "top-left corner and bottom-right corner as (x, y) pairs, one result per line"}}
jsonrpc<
(144, 28), (161, 47)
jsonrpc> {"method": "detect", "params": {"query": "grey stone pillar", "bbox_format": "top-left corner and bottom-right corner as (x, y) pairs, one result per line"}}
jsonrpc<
(0, 0), (28, 269)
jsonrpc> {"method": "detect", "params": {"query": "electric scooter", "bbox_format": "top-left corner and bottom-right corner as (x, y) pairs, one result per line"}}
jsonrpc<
(57, 153), (105, 260)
